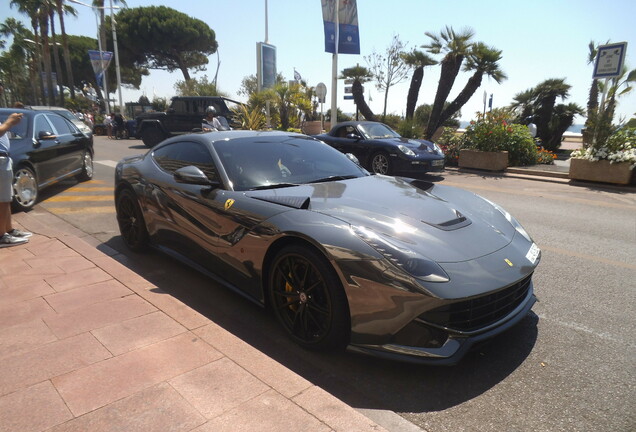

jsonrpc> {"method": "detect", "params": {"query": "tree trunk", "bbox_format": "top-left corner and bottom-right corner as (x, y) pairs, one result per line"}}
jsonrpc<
(39, 13), (55, 106)
(352, 80), (376, 121)
(405, 66), (423, 119)
(425, 54), (464, 139)
(31, 19), (45, 104)
(49, 11), (65, 106)
(438, 71), (483, 128)
(56, 0), (75, 99)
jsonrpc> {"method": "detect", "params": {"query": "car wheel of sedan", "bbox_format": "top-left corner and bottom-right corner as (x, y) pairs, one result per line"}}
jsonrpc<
(141, 127), (165, 148)
(76, 151), (94, 181)
(116, 189), (149, 252)
(12, 166), (38, 212)
(269, 245), (350, 351)
(371, 152), (391, 175)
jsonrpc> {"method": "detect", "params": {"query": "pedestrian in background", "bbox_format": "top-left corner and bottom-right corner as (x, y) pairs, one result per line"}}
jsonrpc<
(105, 113), (113, 139)
(0, 83), (32, 247)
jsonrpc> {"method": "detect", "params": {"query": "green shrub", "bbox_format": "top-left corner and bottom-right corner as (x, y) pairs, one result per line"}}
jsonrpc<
(464, 112), (538, 166)
(435, 127), (466, 166)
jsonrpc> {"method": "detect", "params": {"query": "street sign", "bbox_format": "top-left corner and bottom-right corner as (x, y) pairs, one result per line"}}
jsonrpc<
(593, 42), (628, 79)
(316, 82), (327, 103)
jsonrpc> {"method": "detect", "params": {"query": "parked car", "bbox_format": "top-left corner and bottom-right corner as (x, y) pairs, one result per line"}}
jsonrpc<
(115, 130), (540, 364)
(0, 108), (94, 211)
(315, 121), (445, 175)
(28, 106), (93, 142)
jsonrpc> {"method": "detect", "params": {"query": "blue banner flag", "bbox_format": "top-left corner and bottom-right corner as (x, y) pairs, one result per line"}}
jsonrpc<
(322, 0), (360, 54)
(88, 50), (113, 88)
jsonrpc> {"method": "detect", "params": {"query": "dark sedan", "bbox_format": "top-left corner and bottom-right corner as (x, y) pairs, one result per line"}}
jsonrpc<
(0, 108), (94, 211)
(315, 121), (445, 175)
(115, 130), (540, 365)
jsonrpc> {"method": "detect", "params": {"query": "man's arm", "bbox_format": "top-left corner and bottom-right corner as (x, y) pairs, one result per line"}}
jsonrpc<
(0, 113), (23, 136)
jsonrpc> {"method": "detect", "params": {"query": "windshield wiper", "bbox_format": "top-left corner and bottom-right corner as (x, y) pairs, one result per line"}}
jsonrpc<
(250, 182), (299, 190)
(310, 175), (358, 183)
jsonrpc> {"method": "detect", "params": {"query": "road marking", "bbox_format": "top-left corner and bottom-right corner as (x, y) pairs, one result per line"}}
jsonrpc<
(541, 245), (636, 270)
(96, 160), (120, 168)
(536, 314), (633, 347)
(63, 187), (113, 192)
(46, 206), (115, 214)
(441, 180), (636, 210)
(45, 196), (112, 202)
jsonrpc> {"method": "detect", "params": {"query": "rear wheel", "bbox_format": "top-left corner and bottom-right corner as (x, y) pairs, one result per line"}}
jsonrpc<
(116, 189), (149, 252)
(268, 245), (350, 351)
(141, 127), (165, 148)
(12, 166), (38, 212)
(370, 152), (392, 175)
(76, 151), (94, 181)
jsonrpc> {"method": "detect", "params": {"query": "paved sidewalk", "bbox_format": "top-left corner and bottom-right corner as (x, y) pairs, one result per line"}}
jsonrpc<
(0, 211), (386, 432)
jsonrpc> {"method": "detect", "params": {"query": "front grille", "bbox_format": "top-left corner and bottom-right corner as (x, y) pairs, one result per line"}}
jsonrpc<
(419, 275), (533, 332)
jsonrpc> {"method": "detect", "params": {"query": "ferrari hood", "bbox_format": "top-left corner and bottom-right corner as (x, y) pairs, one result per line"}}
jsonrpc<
(248, 175), (517, 263)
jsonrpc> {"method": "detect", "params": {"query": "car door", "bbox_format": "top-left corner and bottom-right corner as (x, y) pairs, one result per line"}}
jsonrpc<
(29, 113), (64, 186)
(44, 113), (85, 181)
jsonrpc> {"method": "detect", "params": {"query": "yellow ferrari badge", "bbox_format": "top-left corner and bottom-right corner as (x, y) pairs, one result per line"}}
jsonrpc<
(224, 199), (235, 210)
(504, 258), (513, 267)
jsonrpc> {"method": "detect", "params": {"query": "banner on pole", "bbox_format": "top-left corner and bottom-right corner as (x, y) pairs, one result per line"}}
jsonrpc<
(88, 50), (113, 88)
(322, 0), (360, 54)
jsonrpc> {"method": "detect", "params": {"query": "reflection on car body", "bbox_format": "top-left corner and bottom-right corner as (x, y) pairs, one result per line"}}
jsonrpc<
(115, 130), (540, 365)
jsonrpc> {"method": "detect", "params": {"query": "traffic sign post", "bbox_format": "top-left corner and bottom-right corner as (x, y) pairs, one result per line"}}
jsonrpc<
(593, 42), (627, 79)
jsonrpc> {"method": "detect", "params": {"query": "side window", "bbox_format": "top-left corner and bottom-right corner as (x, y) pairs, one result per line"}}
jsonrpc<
(34, 115), (54, 136)
(171, 100), (186, 112)
(153, 141), (219, 181)
(46, 114), (74, 135)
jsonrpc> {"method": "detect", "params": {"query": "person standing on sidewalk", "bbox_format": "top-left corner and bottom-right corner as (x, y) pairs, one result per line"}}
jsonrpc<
(0, 86), (32, 247)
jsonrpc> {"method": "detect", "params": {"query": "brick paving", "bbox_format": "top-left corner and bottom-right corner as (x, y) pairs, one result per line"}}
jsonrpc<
(0, 211), (385, 432)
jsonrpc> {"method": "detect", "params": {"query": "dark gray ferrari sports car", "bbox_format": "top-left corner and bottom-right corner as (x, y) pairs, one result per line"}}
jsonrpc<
(115, 130), (540, 365)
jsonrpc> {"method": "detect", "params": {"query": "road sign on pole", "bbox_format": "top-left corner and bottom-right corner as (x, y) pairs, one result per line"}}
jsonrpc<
(593, 42), (628, 79)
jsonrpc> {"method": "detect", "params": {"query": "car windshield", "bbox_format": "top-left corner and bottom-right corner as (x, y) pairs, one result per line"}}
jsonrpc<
(0, 114), (28, 139)
(358, 123), (401, 139)
(214, 134), (368, 191)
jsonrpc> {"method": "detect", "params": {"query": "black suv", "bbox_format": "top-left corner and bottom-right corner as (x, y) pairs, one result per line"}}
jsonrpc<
(135, 96), (240, 147)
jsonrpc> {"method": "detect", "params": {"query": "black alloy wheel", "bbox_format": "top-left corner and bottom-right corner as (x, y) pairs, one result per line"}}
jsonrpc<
(116, 189), (149, 252)
(371, 151), (391, 175)
(269, 245), (350, 351)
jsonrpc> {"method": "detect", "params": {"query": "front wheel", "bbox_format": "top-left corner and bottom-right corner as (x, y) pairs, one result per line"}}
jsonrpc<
(370, 152), (392, 175)
(12, 166), (38, 212)
(116, 189), (149, 252)
(268, 245), (350, 351)
(141, 127), (165, 148)
(76, 151), (94, 182)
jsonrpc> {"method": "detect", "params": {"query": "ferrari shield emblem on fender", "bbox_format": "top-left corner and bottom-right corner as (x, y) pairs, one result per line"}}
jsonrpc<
(224, 199), (235, 210)
(504, 258), (513, 267)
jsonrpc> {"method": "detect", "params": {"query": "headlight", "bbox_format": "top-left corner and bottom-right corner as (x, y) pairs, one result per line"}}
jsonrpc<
(398, 144), (415, 156)
(483, 198), (532, 242)
(352, 226), (449, 282)
(433, 143), (443, 154)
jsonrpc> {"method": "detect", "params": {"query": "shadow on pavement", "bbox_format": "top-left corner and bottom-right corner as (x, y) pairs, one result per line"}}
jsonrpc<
(99, 235), (538, 415)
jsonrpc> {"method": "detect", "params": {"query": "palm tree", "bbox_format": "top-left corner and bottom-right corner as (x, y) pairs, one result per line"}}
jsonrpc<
(340, 65), (375, 121)
(10, 0), (45, 104)
(37, 0), (56, 105)
(438, 42), (507, 127)
(401, 49), (436, 119)
(55, 0), (77, 99)
(422, 26), (474, 139)
(532, 78), (571, 143)
(510, 88), (536, 121)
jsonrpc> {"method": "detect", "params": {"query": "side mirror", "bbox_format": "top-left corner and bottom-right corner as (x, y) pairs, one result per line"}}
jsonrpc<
(174, 165), (218, 187)
(38, 131), (57, 140)
(346, 133), (360, 141)
(345, 153), (361, 166)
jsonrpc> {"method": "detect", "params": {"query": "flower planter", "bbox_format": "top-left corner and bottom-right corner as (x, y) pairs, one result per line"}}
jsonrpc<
(459, 149), (509, 171)
(302, 121), (324, 135)
(569, 159), (635, 185)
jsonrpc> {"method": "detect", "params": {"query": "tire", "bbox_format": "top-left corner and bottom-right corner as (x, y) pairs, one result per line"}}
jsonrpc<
(12, 166), (38, 212)
(268, 245), (350, 351)
(141, 127), (165, 148)
(115, 189), (149, 252)
(370, 152), (392, 175)
(76, 151), (94, 182)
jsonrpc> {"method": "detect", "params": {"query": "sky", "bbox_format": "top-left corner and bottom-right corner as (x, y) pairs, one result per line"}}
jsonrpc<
(3, 0), (636, 124)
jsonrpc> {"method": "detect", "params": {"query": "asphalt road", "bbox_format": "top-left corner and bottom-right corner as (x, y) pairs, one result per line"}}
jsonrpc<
(29, 135), (636, 432)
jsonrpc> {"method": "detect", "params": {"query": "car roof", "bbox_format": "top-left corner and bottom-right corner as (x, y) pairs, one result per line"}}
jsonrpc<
(0, 108), (38, 116)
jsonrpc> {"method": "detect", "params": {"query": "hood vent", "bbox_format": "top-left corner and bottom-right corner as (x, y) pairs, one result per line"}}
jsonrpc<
(424, 210), (472, 231)
(251, 195), (311, 209)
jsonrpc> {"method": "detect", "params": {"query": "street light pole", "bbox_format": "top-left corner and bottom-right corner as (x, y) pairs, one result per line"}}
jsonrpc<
(110, 0), (123, 114)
